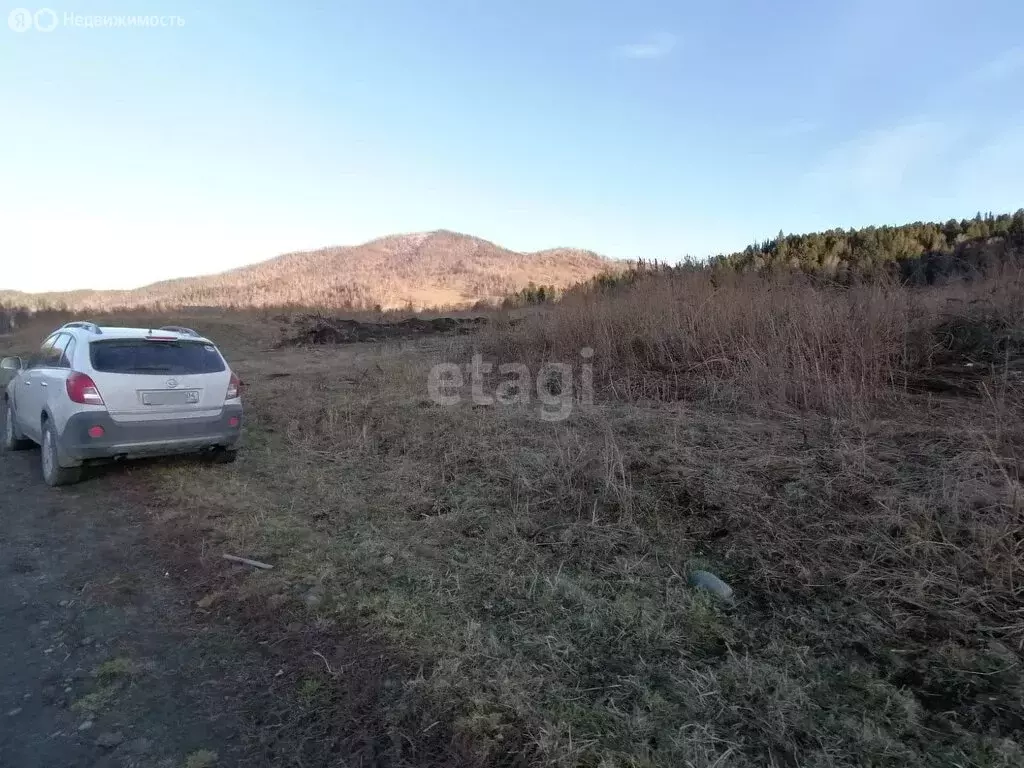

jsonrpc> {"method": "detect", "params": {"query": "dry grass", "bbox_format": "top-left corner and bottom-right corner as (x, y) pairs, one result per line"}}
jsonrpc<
(481, 269), (1024, 414)
(145, 354), (1022, 766)
(4, 274), (1022, 767)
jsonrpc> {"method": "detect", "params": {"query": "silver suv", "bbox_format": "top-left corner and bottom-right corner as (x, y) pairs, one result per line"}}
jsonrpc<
(2, 322), (243, 486)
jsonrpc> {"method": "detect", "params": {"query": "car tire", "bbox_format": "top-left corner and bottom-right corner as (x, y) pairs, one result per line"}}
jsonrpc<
(2, 399), (33, 452)
(40, 420), (82, 487)
(207, 448), (238, 464)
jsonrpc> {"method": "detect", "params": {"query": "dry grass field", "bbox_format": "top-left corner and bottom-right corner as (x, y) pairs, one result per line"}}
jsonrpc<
(4, 269), (1023, 767)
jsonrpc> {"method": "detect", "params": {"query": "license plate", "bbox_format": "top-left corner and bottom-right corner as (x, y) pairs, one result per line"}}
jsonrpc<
(141, 390), (200, 406)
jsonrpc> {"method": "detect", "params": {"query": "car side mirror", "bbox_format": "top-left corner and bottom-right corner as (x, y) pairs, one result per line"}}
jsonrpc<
(1, 356), (23, 371)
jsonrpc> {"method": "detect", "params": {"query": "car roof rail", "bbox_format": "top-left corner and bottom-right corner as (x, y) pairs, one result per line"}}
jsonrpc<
(61, 321), (103, 334)
(157, 325), (200, 337)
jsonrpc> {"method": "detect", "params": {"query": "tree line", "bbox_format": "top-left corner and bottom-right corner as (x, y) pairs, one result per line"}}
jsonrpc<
(723, 210), (1024, 282)
(574, 209), (1024, 294)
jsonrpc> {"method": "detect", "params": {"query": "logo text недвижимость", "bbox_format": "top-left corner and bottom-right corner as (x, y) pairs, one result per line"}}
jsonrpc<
(8, 8), (185, 32)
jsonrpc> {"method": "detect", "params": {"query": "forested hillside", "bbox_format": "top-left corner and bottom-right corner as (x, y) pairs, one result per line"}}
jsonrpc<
(722, 210), (1024, 281)
(3, 212), (1023, 325)
(0, 231), (612, 315)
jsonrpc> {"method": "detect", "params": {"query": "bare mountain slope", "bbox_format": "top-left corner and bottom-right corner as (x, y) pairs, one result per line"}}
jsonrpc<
(2, 231), (617, 311)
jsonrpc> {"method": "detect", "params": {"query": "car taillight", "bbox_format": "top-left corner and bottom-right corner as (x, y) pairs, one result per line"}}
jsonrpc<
(67, 372), (105, 405)
(226, 372), (241, 400)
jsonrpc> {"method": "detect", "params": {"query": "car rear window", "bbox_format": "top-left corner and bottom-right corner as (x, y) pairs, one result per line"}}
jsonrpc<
(89, 339), (226, 375)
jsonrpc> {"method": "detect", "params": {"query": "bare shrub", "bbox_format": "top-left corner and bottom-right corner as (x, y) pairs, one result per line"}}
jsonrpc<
(482, 269), (1024, 413)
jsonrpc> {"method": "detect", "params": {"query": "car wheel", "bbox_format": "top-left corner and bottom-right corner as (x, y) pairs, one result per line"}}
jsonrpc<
(40, 420), (82, 487)
(206, 448), (238, 464)
(2, 400), (33, 452)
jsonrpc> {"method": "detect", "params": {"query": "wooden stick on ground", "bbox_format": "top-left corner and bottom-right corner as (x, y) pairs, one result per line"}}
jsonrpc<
(222, 553), (274, 570)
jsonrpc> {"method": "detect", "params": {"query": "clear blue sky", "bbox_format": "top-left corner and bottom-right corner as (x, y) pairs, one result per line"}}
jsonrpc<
(1, 0), (1022, 291)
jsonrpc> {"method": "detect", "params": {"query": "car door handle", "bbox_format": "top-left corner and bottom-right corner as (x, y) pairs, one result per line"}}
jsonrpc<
(40, 381), (48, 387)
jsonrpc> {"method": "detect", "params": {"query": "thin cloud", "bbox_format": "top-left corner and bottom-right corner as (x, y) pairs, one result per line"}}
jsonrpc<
(968, 47), (1024, 84)
(804, 119), (962, 200)
(614, 33), (676, 60)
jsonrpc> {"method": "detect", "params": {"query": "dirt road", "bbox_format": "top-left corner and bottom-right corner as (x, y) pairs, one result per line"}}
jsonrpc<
(0, 448), (257, 768)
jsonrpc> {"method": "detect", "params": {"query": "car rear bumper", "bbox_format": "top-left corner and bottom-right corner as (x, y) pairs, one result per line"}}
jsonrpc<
(59, 405), (242, 463)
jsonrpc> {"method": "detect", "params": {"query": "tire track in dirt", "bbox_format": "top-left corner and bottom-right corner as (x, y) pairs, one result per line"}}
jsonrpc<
(0, 448), (255, 768)
(1, 444), (508, 768)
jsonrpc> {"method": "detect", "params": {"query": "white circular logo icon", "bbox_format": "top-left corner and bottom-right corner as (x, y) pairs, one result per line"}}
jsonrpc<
(33, 7), (58, 32)
(8, 8), (33, 31)
(7, 7), (58, 32)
